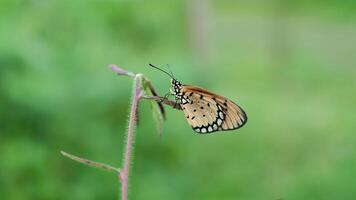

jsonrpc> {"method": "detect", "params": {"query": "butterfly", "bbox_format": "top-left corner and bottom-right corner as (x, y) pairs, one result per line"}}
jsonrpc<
(149, 64), (247, 134)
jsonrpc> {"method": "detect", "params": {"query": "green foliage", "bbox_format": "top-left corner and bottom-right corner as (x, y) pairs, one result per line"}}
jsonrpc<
(1, 1), (356, 200)
(141, 77), (165, 136)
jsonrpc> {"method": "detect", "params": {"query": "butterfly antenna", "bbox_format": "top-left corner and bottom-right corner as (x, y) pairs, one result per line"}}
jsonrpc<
(149, 64), (174, 79)
(166, 64), (175, 79)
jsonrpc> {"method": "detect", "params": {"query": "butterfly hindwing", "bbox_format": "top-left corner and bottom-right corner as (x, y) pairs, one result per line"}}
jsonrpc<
(179, 85), (247, 134)
(215, 96), (247, 130)
(180, 90), (222, 133)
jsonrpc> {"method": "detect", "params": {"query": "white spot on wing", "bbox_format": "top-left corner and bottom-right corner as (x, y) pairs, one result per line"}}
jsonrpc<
(219, 112), (224, 119)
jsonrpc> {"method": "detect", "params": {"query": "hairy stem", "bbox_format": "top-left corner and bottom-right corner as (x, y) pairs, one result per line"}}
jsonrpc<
(120, 74), (141, 200)
(62, 65), (171, 200)
(110, 65), (176, 200)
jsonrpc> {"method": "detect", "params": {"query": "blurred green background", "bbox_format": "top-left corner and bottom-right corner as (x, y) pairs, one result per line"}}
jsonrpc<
(1, 0), (356, 199)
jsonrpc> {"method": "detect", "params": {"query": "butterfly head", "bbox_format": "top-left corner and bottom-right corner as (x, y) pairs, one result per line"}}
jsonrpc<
(170, 79), (182, 95)
(148, 63), (183, 98)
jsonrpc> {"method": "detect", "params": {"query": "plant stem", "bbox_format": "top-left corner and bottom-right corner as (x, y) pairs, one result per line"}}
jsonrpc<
(60, 151), (120, 173)
(120, 74), (141, 200)
(62, 65), (172, 200)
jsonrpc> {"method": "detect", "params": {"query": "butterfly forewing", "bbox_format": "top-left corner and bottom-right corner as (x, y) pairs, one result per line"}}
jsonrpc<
(179, 85), (247, 134)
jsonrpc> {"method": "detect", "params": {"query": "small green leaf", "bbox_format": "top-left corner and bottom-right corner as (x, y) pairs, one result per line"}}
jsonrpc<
(141, 78), (165, 136)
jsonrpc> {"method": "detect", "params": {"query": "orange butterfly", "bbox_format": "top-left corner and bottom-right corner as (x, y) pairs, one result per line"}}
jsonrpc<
(150, 64), (247, 134)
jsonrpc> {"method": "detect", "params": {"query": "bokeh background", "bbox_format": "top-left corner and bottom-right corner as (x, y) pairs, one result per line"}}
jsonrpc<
(1, 0), (356, 199)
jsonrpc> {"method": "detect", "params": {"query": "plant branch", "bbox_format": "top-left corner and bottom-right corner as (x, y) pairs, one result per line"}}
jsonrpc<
(60, 151), (120, 173)
(109, 64), (136, 77)
(62, 64), (170, 200)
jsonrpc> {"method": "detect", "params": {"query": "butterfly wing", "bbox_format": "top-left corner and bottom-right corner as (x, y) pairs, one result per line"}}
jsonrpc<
(179, 85), (247, 134)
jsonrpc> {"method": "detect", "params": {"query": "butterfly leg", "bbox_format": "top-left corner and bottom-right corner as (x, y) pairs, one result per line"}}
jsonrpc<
(141, 95), (182, 110)
(157, 92), (174, 106)
(158, 92), (173, 103)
